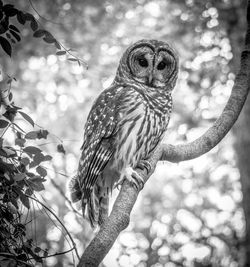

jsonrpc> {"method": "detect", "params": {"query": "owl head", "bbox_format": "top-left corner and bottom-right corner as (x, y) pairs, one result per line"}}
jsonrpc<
(115, 39), (179, 90)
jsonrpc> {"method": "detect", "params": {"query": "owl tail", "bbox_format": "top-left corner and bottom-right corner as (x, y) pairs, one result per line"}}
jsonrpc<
(85, 180), (110, 227)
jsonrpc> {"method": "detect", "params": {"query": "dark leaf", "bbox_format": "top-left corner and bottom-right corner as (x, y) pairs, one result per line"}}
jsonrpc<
(17, 11), (25, 25)
(0, 161), (14, 172)
(20, 157), (29, 166)
(0, 16), (9, 34)
(9, 30), (21, 42)
(30, 180), (45, 192)
(67, 57), (78, 62)
(34, 247), (41, 253)
(0, 36), (11, 57)
(29, 152), (44, 168)
(2, 4), (14, 10)
(6, 32), (11, 38)
(23, 146), (42, 155)
(43, 155), (52, 161)
(30, 19), (38, 31)
(0, 137), (3, 147)
(54, 41), (61, 50)
(14, 173), (26, 181)
(37, 129), (49, 139)
(9, 24), (20, 33)
(23, 13), (34, 21)
(19, 192), (30, 209)
(57, 144), (66, 154)
(36, 166), (47, 177)
(25, 188), (33, 196)
(4, 7), (18, 17)
(43, 36), (56, 44)
(19, 111), (34, 127)
(17, 254), (28, 262)
(0, 119), (9, 128)
(15, 138), (26, 147)
(25, 131), (38, 139)
(33, 29), (46, 38)
(56, 50), (66, 56)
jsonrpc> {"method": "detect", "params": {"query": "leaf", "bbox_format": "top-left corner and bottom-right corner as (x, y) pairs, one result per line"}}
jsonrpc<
(4, 7), (18, 17)
(25, 188), (33, 196)
(17, 11), (25, 25)
(56, 50), (66, 56)
(34, 247), (41, 253)
(0, 119), (9, 128)
(43, 155), (52, 161)
(37, 129), (49, 139)
(29, 152), (44, 168)
(33, 29), (46, 38)
(15, 138), (26, 147)
(0, 36), (11, 57)
(9, 30), (21, 42)
(30, 19), (38, 31)
(19, 192), (30, 209)
(43, 36), (56, 43)
(23, 146), (42, 155)
(25, 131), (38, 139)
(67, 57), (78, 62)
(36, 166), (47, 177)
(30, 180), (45, 192)
(57, 144), (66, 154)
(9, 24), (20, 33)
(54, 41), (61, 50)
(21, 157), (30, 166)
(19, 111), (34, 127)
(14, 173), (26, 181)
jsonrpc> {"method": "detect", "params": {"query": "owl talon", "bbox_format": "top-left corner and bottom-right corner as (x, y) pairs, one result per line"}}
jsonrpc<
(136, 160), (152, 175)
(124, 167), (145, 191)
(131, 171), (145, 191)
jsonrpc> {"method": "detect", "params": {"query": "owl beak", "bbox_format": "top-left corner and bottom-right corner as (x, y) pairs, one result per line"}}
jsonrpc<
(147, 73), (153, 86)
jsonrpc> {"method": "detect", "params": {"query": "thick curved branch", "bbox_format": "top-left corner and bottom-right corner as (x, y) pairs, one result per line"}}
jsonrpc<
(78, 1), (250, 266)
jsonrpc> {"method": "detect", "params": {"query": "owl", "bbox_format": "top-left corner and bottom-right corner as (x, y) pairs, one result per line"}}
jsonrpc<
(69, 39), (179, 227)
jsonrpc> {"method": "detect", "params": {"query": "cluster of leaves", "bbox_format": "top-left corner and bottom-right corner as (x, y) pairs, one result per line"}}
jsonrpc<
(0, 83), (58, 265)
(0, 0), (86, 67)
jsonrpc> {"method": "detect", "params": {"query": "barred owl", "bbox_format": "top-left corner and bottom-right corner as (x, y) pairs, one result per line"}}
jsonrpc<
(69, 39), (179, 227)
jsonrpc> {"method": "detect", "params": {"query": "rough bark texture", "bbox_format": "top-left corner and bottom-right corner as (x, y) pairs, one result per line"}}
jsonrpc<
(78, 1), (250, 266)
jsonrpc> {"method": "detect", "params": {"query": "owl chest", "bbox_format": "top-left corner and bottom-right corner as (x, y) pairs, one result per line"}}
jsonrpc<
(113, 102), (169, 170)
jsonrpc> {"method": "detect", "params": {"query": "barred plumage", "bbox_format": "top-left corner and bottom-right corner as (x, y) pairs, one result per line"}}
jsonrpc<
(69, 39), (179, 227)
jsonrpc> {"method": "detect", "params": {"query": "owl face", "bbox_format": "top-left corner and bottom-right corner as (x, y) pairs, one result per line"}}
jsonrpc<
(116, 39), (179, 90)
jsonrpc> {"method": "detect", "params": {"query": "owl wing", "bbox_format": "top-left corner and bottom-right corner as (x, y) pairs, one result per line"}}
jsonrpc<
(76, 85), (124, 203)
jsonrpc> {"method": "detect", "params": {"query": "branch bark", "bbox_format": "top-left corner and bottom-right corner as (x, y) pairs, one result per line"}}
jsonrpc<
(78, 1), (250, 266)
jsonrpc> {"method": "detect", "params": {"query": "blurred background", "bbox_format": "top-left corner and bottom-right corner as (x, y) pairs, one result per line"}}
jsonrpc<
(1, 0), (249, 266)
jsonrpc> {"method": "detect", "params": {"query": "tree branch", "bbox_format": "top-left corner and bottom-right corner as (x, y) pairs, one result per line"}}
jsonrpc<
(78, 1), (250, 266)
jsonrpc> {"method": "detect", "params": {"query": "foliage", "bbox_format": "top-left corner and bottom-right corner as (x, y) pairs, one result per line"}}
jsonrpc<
(0, 1), (76, 266)
(0, 0), (86, 66)
(0, 82), (53, 265)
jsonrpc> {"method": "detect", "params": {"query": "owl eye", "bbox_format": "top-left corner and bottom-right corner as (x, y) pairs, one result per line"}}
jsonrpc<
(157, 61), (167, 70)
(138, 57), (148, 68)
